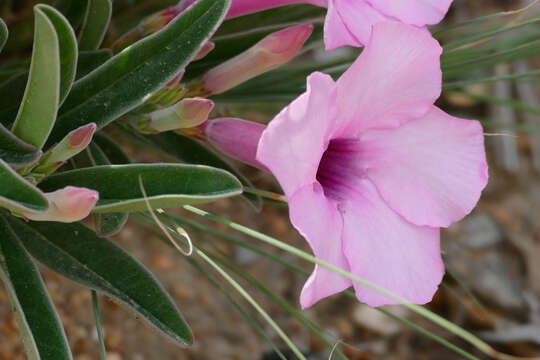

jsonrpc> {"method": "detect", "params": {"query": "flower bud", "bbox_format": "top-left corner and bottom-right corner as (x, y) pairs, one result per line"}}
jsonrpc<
(131, 98), (214, 134)
(190, 24), (313, 96)
(23, 186), (99, 223)
(193, 41), (215, 61)
(112, 5), (182, 53)
(203, 117), (267, 170)
(32, 123), (96, 177)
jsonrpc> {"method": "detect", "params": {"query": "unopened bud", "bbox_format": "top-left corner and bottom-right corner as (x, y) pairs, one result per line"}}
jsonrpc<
(23, 186), (98, 223)
(193, 41), (215, 61)
(112, 6), (182, 53)
(33, 123), (96, 177)
(203, 117), (267, 170)
(190, 24), (313, 96)
(131, 98), (214, 134)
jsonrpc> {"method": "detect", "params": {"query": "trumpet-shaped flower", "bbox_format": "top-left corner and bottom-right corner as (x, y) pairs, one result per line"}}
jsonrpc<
(256, 22), (488, 307)
(179, 0), (452, 49)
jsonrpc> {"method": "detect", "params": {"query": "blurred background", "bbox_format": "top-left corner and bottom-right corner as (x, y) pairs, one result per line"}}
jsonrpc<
(0, 0), (539, 358)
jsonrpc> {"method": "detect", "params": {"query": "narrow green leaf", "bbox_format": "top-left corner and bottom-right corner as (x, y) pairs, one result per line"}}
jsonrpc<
(78, 0), (112, 51)
(11, 5), (60, 149)
(37, 164), (243, 212)
(8, 218), (193, 346)
(76, 49), (112, 80)
(0, 215), (72, 360)
(86, 142), (129, 236)
(0, 18), (7, 53)
(47, 0), (231, 146)
(0, 159), (48, 213)
(0, 124), (41, 167)
(142, 132), (261, 210)
(38, 5), (78, 104)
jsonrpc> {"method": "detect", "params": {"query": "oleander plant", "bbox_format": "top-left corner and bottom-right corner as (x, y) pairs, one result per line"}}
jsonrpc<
(0, 0), (539, 359)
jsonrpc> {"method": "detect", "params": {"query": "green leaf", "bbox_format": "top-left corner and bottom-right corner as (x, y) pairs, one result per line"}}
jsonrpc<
(0, 72), (28, 127)
(93, 132), (131, 164)
(38, 5), (78, 104)
(47, 0), (231, 147)
(54, 0), (88, 29)
(0, 124), (41, 167)
(94, 211), (128, 237)
(76, 49), (112, 80)
(11, 5), (61, 149)
(143, 132), (261, 210)
(0, 215), (72, 360)
(0, 159), (48, 213)
(38, 163), (243, 212)
(78, 0), (112, 51)
(9, 218), (193, 346)
(0, 18), (7, 53)
(86, 141), (129, 236)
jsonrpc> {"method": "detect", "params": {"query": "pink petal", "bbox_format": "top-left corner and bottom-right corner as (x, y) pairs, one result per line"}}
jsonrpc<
(289, 183), (352, 309)
(334, 21), (442, 136)
(324, 0), (389, 49)
(359, 106), (488, 228)
(256, 72), (336, 197)
(369, 0), (453, 27)
(342, 180), (443, 306)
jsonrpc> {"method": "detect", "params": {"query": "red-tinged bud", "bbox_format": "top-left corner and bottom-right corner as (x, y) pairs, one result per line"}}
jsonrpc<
(193, 41), (215, 61)
(112, 5), (182, 53)
(131, 98), (214, 134)
(23, 186), (98, 223)
(203, 117), (268, 171)
(33, 123), (96, 176)
(190, 24), (313, 96)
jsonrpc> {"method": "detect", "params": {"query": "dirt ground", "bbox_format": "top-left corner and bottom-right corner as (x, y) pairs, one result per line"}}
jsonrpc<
(1, 0), (539, 359)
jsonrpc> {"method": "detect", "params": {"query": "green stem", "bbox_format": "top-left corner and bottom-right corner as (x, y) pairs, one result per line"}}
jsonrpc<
(91, 290), (107, 360)
(243, 187), (287, 203)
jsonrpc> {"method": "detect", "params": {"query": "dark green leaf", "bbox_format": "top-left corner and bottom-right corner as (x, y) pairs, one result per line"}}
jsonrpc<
(9, 218), (193, 346)
(11, 5), (61, 149)
(76, 49), (112, 80)
(38, 5), (78, 104)
(0, 215), (72, 360)
(0, 72), (28, 128)
(94, 212), (128, 237)
(47, 0), (231, 147)
(38, 163), (243, 212)
(54, 0), (88, 29)
(0, 159), (48, 213)
(0, 18), (7, 53)
(78, 0), (112, 51)
(143, 132), (261, 210)
(0, 124), (41, 167)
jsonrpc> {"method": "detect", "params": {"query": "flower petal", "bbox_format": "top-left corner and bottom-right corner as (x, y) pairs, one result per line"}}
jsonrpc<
(324, 0), (389, 49)
(360, 106), (488, 228)
(334, 21), (442, 136)
(342, 180), (443, 307)
(289, 183), (351, 309)
(369, 0), (453, 27)
(257, 72), (336, 197)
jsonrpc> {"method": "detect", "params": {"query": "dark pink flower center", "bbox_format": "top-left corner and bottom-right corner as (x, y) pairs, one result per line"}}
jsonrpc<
(316, 138), (365, 201)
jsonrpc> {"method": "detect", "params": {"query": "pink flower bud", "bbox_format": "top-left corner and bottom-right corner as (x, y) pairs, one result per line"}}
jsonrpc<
(112, 5), (182, 53)
(23, 186), (99, 223)
(193, 41), (215, 61)
(194, 24), (313, 96)
(203, 117), (268, 170)
(35, 123), (96, 175)
(132, 98), (214, 134)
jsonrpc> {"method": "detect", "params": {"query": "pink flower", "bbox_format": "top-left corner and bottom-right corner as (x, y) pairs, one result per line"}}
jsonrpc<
(180, 0), (452, 49)
(23, 186), (99, 223)
(324, 0), (453, 49)
(256, 22), (488, 308)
